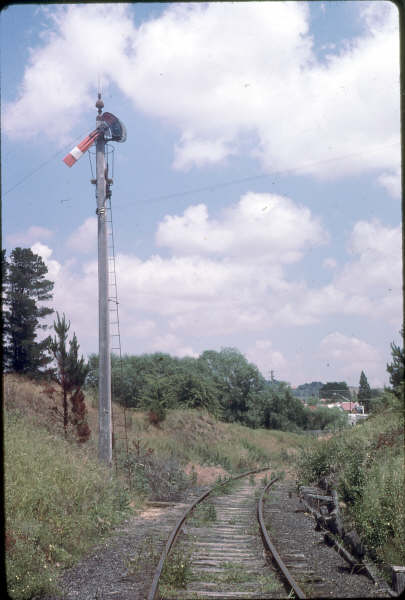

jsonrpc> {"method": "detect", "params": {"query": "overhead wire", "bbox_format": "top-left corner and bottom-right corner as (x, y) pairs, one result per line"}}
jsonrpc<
(138, 140), (401, 205)
(3, 136), (400, 203)
(3, 132), (91, 197)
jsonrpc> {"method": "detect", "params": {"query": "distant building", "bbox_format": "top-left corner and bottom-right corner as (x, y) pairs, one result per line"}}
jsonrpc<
(340, 401), (364, 414)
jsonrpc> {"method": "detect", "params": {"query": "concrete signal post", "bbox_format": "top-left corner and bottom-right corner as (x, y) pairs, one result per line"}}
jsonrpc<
(95, 94), (112, 465)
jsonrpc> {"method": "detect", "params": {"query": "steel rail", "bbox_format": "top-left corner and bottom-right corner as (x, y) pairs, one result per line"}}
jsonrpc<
(257, 478), (306, 599)
(147, 466), (272, 600)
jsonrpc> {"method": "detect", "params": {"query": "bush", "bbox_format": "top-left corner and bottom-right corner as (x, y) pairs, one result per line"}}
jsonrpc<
(355, 455), (405, 563)
(297, 407), (404, 565)
(123, 449), (192, 501)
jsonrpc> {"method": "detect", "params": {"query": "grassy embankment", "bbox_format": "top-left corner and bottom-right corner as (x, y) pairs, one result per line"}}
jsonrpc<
(4, 374), (311, 599)
(297, 392), (404, 568)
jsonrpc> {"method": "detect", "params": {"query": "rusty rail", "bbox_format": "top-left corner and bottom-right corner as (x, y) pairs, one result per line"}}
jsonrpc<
(147, 466), (272, 600)
(257, 478), (306, 599)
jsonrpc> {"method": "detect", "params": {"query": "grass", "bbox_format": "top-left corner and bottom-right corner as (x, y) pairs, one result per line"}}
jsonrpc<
(259, 573), (282, 593)
(189, 502), (217, 526)
(297, 396), (404, 566)
(4, 411), (133, 599)
(190, 562), (281, 591)
(123, 408), (312, 476)
(161, 545), (194, 588)
(219, 561), (252, 583)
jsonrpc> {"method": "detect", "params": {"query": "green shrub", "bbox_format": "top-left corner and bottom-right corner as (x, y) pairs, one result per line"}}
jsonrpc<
(122, 449), (192, 501)
(161, 546), (193, 589)
(189, 502), (217, 526)
(297, 407), (404, 565)
(355, 454), (405, 563)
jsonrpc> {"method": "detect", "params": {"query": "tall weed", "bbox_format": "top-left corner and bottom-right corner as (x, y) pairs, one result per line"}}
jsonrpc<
(5, 415), (131, 599)
(356, 454), (405, 564)
(297, 407), (404, 565)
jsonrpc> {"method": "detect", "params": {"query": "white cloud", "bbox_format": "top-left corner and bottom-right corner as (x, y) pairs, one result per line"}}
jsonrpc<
(319, 332), (384, 386)
(30, 242), (61, 279)
(121, 1), (400, 179)
(147, 333), (197, 358)
(156, 192), (328, 263)
(3, 4), (136, 142)
(246, 340), (287, 379)
(4, 2), (400, 185)
(284, 219), (402, 325)
(50, 258), (98, 352)
(67, 217), (97, 254)
(337, 219), (402, 298)
(173, 136), (234, 170)
(377, 168), (401, 199)
(7, 225), (53, 247)
(123, 319), (157, 339)
(48, 208), (399, 350)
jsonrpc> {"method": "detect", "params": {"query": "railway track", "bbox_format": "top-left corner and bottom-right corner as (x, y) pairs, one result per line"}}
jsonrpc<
(147, 471), (390, 600)
(147, 469), (303, 600)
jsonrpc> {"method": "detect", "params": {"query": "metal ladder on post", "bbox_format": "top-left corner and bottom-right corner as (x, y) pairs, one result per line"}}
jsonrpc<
(105, 175), (130, 474)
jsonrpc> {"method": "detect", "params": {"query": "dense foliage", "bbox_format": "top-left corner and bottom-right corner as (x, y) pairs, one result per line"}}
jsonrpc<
(292, 381), (323, 399)
(297, 391), (404, 565)
(298, 337), (405, 566)
(2, 247), (54, 376)
(318, 381), (351, 400)
(87, 348), (347, 432)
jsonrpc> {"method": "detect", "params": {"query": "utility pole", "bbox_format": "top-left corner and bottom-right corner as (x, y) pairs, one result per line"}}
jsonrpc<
(95, 93), (112, 465)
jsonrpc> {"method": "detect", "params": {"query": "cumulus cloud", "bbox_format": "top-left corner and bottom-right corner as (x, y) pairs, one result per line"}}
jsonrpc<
(246, 340), (287, 378)
(67, 217), (97, 253)
(3, 2), (400, 184)
(3, 4), (136, 142)
(377, 168), (401, 199)
(31, 242), (61, 280)
(319, 332), (384, 386)
(156, 192), (328, 262)
(147, 333), (198, 357)
(337, 220), (402, 298)
(7, 225), (54, 247)
(284, 219), (402, 325)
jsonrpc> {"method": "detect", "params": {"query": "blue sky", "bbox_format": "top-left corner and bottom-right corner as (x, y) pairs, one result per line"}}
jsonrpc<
(2, 1), (402, 387)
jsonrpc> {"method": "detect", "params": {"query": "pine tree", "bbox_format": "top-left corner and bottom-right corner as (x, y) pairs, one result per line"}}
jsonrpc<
(3, 247), (54, 375)
(50, 313), (90, 441)
(387, 327), (405, 398)
(358, 370), (372, 412)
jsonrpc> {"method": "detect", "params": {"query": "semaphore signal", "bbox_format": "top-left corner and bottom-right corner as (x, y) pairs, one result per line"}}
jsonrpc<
(63, 94), (126, 465)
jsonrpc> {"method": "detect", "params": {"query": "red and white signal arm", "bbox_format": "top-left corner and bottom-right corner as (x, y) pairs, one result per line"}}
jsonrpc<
(63, 112), (126, 167)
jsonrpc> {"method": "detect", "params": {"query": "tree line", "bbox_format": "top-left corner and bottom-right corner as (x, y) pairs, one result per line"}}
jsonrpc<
(86, 349), (349, 432)
(2, 246), (404, 435)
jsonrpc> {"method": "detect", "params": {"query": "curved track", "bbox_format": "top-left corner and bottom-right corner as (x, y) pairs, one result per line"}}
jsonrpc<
(148, 469), (306, 600)
(257, 478), (306, 599)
